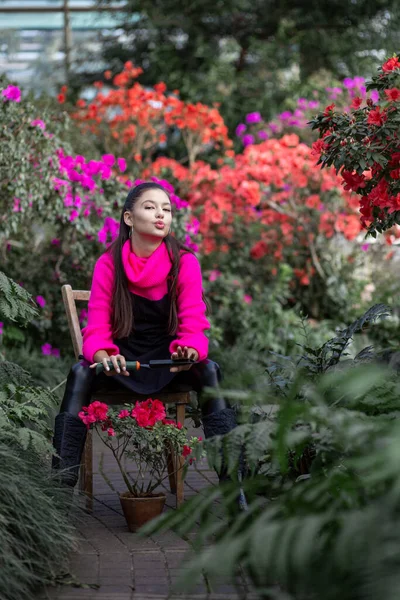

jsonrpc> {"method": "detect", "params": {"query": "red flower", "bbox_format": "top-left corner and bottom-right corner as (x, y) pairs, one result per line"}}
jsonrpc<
(323, 103), (335, 116)
(367, 107), (387, 126)
(342, 171), (366, 192)
(384, 88), (400, 102)
(250, 240), (268, 259)
(57, 93), (66, 104)
(107, 427), (116, 437)
(182, 445), (192, 457)
(382, 57), (400, 72)
(162, 418), (178, 427)
(351, 97), (363, 109)
(131, 398), (166, 427)
(311, 138), (328, 157)
(118, 409), (130, 419)
(78, 401), (109, 428)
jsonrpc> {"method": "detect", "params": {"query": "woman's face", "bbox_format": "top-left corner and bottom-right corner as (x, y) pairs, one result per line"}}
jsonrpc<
(124, 188), (172, 239)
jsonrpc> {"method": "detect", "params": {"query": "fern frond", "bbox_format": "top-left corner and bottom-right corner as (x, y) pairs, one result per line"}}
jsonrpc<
(0, 271), (38, 324)
(0, 361), (32, 387)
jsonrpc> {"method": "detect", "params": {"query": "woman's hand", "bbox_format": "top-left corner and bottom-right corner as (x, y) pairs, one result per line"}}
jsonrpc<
(170, 346), (199, 372)
(89, 352), (130, 377)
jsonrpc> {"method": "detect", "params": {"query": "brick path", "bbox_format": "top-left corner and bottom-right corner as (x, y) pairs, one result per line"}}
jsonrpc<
(38, 425), (258, 600)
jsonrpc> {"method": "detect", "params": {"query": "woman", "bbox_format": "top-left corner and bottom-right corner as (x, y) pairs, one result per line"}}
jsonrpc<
(53, 181), (240, 493)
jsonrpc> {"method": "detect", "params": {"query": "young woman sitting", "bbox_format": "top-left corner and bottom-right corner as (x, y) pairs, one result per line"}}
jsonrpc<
(53, 181), (242, 502)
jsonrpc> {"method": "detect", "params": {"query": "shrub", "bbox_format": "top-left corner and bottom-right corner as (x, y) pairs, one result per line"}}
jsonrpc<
(143, 305), (400, 599)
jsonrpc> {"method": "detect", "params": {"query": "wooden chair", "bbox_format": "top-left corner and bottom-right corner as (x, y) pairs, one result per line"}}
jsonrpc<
(61, 284), (191, 511)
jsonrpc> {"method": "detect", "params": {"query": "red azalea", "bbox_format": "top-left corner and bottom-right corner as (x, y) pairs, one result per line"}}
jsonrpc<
(57, 93), (66, 104)
(324, 103), (335, 116)
(118, 409), (130, 419)
(88, 401), (109, 421)
(382, 57), (400, 72)
(250, 240), (268, 259)
(341, 171), (366, 192)
(311, 138), (328, 157)
(162, 418), (178, 427)
(384, 88), (400, 102)
(367, 107), (387, 126)
(182, 445), (192, 457)
(131, 398), (166, 427)
(351, 97), (363, 109)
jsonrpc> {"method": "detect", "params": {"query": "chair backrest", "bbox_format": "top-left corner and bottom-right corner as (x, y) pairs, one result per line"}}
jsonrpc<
(61, 284), (90, 360)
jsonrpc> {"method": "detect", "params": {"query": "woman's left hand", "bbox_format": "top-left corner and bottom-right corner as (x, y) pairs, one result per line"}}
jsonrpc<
(170, 346), (199, 372)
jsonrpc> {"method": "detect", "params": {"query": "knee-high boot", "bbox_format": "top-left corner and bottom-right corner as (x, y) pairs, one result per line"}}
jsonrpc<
(52, 361), (95, 487)
(180, 360), (248, 510)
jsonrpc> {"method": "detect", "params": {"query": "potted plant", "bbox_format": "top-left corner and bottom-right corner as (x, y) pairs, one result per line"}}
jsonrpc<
(78, 398), (202, 531)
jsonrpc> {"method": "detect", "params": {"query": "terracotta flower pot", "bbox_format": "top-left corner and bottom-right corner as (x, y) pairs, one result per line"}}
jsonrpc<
(119, 491), (166, 532)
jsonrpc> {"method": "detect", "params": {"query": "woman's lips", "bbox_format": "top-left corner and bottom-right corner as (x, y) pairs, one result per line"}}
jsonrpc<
(154, 222), (165, 229)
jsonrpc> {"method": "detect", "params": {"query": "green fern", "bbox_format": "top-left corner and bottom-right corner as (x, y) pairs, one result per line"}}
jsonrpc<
(0, 360), (32, 387)
(142, 359), (400, 599)
(0, 384), (57, 455)
(0, 271), (38, 324)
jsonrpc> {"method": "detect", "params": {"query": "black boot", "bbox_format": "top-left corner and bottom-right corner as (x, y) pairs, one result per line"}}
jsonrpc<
(202, 408), (248, 511)
(52, 412), (87, 487)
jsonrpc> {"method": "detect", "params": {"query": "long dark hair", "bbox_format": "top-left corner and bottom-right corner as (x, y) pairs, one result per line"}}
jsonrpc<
(107, 182), (209, 339)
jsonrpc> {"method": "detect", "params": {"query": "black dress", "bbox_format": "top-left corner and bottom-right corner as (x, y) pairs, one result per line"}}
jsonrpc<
(110, 291), (177, 395)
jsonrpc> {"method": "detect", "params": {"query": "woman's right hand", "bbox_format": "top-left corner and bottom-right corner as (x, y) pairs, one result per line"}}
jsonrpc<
(89, 352), (130, 377)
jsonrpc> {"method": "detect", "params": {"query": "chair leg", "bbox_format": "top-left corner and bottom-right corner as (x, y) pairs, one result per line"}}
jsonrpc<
(79, 430), (93, 512)
(175, 403), (186, 508)
(166, 450), (177, 494)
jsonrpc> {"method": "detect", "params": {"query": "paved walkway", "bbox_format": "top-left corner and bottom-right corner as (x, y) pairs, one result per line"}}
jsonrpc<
(38, 425), (258, 600)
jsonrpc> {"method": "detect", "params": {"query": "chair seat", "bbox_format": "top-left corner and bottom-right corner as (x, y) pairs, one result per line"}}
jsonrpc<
(92, 385), (192, 406)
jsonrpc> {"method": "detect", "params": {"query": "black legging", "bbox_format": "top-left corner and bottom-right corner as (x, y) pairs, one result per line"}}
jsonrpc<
(59, 358), (228, 418)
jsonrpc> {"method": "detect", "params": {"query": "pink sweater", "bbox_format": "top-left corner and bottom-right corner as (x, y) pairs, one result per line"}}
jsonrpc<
(82, 240), (210, 363)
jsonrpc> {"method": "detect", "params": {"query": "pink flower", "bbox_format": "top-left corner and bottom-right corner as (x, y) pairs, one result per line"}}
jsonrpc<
(69, 210), (79, 222)
(246, 112), (262, 124)
(51, 348), (60, 357)
(31, 119), (46, 130)
(107, 427), (116, 437)
(0, 322), (3, 335)
(118, 409), (130, 419)
(102, 154), (115, 167)
(361, 243), (370, 251)
(79, 308), (88, 323)
(2, 85), (21, 102)
(243, 294), (253, 304)
(36, 295), (46, 308)
(51, 238), (60, 246)
(41, 343), (52, 356)
(209, 270), (222, 282)
(242, 134), (255, 147)
(197, 437), (203, 441)
(13, 198), (22, 212)
(235, 123), (247, 137)
(117, 158), (127, 172)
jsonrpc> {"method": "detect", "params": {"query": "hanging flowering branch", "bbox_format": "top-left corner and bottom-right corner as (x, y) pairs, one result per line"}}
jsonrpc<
(309, 54), (400, 237)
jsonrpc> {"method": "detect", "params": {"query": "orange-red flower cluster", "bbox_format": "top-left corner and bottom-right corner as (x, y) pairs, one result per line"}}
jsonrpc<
(72, 63), (232, 165)
(147, 134), (362, 285)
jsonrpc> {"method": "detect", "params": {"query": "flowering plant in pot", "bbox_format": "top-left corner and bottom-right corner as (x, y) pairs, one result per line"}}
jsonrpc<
(78, 399), (202, 531)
